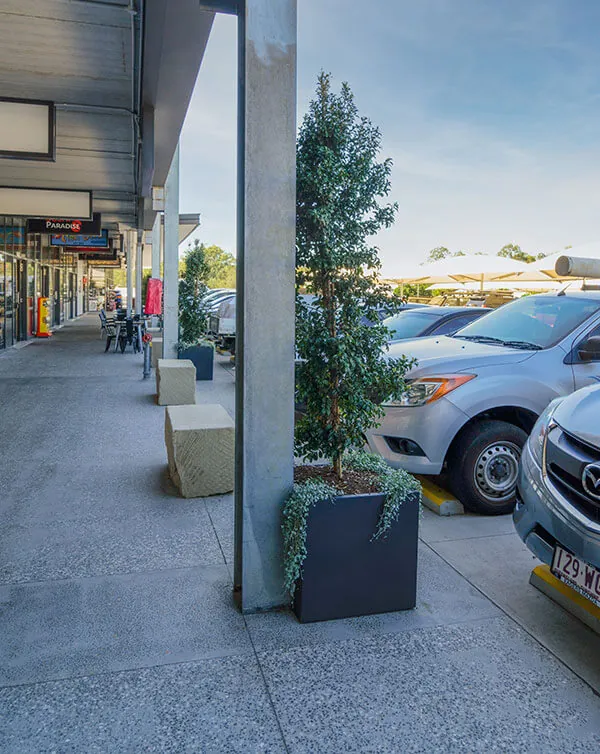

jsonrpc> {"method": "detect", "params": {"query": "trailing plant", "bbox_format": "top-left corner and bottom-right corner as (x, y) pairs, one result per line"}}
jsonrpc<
(178, 241), (211, 351)
(282, 451), (422, 596)
(295, 72), (415, 480)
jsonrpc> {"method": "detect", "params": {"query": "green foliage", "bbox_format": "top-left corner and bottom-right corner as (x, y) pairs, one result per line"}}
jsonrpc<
(178, 241), (210, 350)
(180, 243), (236, 288)
(282, 479), (339, 596)
(295, 72), (414, 478)
(426, 246), (450, 262)
(498, 243), (546, 263)
(281, 451), (422, 596)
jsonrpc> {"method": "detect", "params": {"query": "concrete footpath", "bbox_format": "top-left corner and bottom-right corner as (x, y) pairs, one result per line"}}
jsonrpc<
(0, 315), (599, 753)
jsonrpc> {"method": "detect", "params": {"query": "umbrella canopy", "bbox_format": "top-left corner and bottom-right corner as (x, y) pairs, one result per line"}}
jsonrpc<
(390, 254), (552, 289)
(427, 279), (568, 292)
(531, 242), (600, 279)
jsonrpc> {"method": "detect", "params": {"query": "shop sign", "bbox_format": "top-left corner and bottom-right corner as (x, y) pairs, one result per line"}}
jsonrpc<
(27, 212), (101, 235)
(51, 229), (108, 248)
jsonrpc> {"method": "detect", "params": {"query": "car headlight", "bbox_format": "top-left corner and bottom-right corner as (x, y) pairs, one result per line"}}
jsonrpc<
(529, 398), (564, 467)
(384, 374), (476, 407)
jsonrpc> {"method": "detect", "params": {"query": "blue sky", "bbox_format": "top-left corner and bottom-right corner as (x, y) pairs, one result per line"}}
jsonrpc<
(180, 0), (600, 276)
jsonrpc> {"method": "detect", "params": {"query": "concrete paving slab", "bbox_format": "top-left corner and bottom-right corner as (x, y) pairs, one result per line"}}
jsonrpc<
(0, 654), (286, 754)
(258, 617), (600, 754)
(204, 493), (235, 570)
(0, 564), (252, 686)
(430, 533), (600, 692)
(0, 504), (225, 584)
(246, 544), (501, 652)
(420, 506), (515, 544)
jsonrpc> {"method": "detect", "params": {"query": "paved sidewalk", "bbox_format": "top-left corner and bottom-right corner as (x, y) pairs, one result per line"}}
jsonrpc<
(1, 315), (599, 753)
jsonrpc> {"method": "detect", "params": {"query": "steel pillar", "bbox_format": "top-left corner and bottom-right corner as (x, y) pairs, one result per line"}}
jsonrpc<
(234, 0), (297, 612)
(125, 230), (133, 317)
(135, 236), (143, 316)
(163, 144), (180, 359)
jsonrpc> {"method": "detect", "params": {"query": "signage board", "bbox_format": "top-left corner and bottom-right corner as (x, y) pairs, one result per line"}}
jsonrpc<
(27, 212), (101, 235)
(51, 228), (108, 248)
(87, 258), (122, 268)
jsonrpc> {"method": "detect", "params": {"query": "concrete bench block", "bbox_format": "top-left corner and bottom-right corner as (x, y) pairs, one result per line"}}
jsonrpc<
(165, 404), (234, 498)
(156, 359), (196, 406)
(151, 337), (163, 368)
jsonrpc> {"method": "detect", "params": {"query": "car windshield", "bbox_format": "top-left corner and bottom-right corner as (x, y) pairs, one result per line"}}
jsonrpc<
(383, 311), (440, 340)
(453, 295), (600, 349)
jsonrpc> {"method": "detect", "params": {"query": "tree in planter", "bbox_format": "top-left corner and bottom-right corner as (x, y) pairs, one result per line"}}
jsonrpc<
(285, 74), (421, 620)
(178, 240), (211, 350)
(295, 72), (414, 479)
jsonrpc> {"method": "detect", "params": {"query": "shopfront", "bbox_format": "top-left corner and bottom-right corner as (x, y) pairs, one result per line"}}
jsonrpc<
(0, 216), (80, 350)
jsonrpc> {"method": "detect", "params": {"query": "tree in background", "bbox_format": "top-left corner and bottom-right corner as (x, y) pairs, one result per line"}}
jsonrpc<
(498, 243), (546, 263)
(178, 241), (210, 349)
(295, 72), (412, 480)
(426, 246), (450, 262)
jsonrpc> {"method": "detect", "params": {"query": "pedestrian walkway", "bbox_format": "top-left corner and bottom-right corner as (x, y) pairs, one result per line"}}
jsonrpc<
(1, 315), (599, 753)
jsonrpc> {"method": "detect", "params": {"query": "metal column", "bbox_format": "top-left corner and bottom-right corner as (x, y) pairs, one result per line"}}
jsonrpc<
(135, 235), (143, 316)
(163, 145), (180, 359)
(125, 230), (133, 317)
(151, 211), (162, 328)
(234, 0), (297, 612)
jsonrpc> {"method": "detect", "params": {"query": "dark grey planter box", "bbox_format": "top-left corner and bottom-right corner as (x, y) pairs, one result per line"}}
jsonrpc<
(293, 490), (420, 623)
(178, 344), (214, 381)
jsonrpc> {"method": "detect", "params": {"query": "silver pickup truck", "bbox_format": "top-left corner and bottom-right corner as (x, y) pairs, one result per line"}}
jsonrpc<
(368, 290), (600, 514)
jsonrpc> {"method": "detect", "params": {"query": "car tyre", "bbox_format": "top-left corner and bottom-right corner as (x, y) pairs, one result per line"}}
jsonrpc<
(447, 419), (527, 515)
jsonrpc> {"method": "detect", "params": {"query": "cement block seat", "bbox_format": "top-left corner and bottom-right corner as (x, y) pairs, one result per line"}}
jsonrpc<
(156, 358), (196, 406)
(151, 337), (164, 368)
(165, 404), (234, 498)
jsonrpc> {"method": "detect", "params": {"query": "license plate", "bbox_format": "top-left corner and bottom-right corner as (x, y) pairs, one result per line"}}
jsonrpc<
(551, 546), (600, 609)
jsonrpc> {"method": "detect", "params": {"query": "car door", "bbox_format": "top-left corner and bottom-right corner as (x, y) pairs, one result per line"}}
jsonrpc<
(569, 316), (600, 390)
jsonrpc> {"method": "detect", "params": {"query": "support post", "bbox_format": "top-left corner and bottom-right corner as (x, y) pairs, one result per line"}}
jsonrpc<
(151, 210), (162, 327)
(234, 0), (297, 612)
(126, 230), (133, 317)
(163, 145), (180, 359)
(135, 235), (143, 316)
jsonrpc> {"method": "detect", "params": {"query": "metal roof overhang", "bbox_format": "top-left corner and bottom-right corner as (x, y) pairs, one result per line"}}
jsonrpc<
(0, 0), (214, 231)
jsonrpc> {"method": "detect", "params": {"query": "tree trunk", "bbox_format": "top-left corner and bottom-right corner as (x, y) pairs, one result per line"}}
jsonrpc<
(322, 271), (342, 481)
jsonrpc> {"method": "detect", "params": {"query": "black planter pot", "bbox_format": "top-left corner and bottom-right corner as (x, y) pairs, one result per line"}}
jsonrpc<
(293, 490), (420, 623)
(178, 344), (214, 380)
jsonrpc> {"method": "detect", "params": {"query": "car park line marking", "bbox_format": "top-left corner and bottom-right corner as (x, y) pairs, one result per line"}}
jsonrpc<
(530, 564), (600, 636)
(417, 477), (464, 516)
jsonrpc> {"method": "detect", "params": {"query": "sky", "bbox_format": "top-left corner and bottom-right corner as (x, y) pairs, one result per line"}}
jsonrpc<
(180, 0), (600, 277)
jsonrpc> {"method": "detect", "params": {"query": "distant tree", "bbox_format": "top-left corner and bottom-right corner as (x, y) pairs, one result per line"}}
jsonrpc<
(498, 243), (537, 264)
(426, 246), (451, 262)
(182, 241), (236, 288)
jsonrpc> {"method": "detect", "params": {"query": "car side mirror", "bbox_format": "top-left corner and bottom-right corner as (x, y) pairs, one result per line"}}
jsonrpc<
(578, 335), (600, 362)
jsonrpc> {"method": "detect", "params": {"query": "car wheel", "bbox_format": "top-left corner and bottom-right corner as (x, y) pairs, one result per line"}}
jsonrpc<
(447, 419), (527, 515)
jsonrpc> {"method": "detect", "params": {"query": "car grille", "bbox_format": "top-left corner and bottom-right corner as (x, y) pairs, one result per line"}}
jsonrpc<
(545, 427), (600, 524)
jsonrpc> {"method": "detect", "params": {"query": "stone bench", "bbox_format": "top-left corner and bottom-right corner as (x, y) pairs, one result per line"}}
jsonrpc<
(165, 404), (234, 498)
(156, 359), (196, 406)
(150, 336), (163, 368)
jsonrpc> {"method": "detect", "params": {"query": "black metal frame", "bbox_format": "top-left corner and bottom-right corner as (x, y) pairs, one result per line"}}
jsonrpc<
(0, 97), (56, 162)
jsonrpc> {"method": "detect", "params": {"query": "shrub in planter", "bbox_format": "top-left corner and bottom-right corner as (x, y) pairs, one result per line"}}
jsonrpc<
(286, 72), (419, 622)
(178, 241), (214, 380)
(283, 452), (421, 622)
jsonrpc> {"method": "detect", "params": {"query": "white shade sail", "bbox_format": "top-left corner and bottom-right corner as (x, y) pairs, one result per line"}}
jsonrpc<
(389, 254), (553, 288)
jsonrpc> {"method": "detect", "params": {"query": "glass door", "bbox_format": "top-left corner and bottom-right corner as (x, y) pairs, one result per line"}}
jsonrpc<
(4, 257), (14, 346)
(0, 254), (5, 349)
(15, 259), (27, 341)
(53, 268), (61, 327)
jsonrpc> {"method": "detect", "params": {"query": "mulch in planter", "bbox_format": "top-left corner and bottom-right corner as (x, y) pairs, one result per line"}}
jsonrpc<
(294, 464), (380, 496)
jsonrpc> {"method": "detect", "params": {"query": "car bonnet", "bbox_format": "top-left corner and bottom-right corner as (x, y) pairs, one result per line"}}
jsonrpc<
(386, 335), (537, 377)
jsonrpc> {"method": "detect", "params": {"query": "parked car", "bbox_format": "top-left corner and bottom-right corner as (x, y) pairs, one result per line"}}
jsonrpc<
(514, 383), (600, 607)
(384, 306), (489, 343)
(209, 295), (236, 353)
(367, 291), (600, 514)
